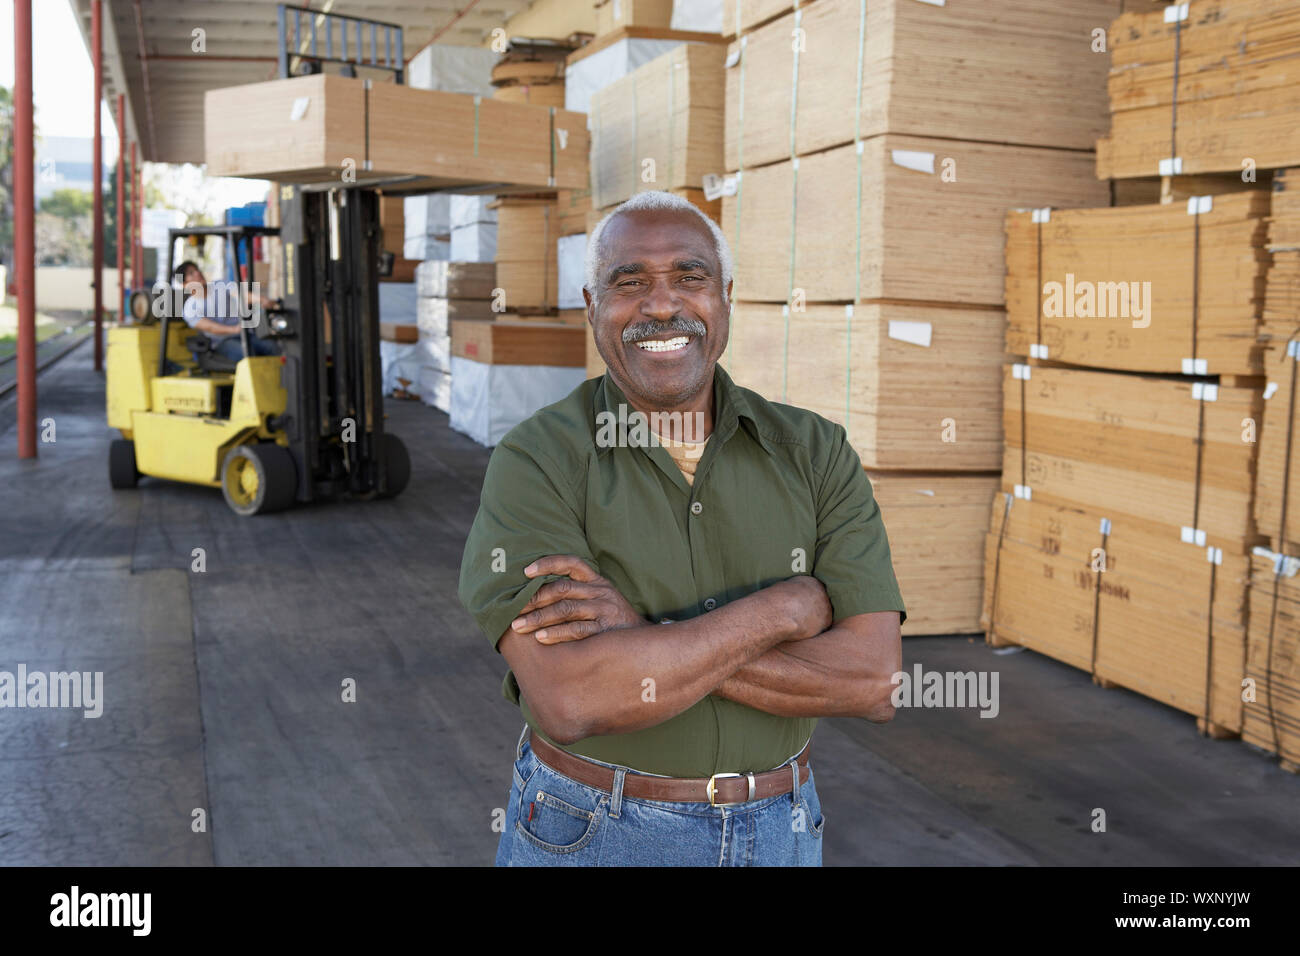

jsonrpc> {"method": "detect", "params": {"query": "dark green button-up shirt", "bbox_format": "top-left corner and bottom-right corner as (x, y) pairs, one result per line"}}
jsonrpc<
(458, 364), (906, 777)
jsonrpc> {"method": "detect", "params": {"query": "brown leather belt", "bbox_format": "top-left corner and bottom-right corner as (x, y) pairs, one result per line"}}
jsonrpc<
(526, 730), (811, 807)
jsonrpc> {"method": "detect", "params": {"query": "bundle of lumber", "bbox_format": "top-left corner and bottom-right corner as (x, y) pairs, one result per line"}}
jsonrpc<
(493, 198), (558, 311)
(723, 301), (1005, 470)
(205, 74), (589, 190)
(589, 44), (725, 209)
(982, 493), (1249, 732)
(724, 0), (1118, 170)
(378, 196), (420, 283)
(1001, 363), (1262, 550)
(491, 41), (569, 109)
(722, 0), (796, 36)
(1243, 548), (1300, 769)
(1263, 170), (1300, 343)
(557, 188), (594, 236)
(415, 261), (496, 301)
(722, 137), (1106, 306)
(1005, 193), (1271, 375)
(450, 319), (585, 366)
(596, 0), (674, 36)
(871, 472), (999, 635)
(1096, 0), (1300, 178)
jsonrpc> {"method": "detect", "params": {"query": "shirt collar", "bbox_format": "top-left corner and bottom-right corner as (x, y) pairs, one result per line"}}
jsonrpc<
(594, 364), (775, 457)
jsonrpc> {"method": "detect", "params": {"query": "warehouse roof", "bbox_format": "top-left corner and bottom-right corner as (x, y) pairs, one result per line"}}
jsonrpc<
(66, 0), (529, 166)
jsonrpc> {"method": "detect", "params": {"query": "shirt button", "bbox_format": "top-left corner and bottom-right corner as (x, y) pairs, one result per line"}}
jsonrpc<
(703, 598), (717, 611)
(690, 501), (703, 516)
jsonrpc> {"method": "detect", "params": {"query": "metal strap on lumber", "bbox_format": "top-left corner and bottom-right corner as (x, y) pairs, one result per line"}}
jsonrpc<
(1033, 207), (1050, 356)
(1013, 362), (1031, 500)
(731, 36), (747, 371)
(782, 10), (805, 403)
(847, 0), (867, 441)
(1161, 2), (1190, 175)
(1201, 544), (1222, 734)
(986, 492), (1015, 644)
(1089, 517), (1111, 676)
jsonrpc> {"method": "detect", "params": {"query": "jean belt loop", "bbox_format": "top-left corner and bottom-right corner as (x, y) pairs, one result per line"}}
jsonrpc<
(609, 767), (627, 819)
(790, 760), (801, 808)
(516, 723), (529, 761)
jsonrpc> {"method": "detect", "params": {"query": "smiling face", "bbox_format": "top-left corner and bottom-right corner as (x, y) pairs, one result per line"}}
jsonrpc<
(584, 207), (732, 414)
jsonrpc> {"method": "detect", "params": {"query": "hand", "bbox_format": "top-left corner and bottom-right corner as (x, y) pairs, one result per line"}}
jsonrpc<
(511, 555), (647, 645)
(770, 575), (833, 641)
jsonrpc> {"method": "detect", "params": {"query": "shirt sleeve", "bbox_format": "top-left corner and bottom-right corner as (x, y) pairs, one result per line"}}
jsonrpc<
(458, 438), (598, 651)
(811, 425), (907, 625)
(181, 293), (203, 328)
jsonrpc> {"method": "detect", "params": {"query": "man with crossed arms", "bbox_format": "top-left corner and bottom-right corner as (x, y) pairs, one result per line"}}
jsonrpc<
(459, 190), (905, 866)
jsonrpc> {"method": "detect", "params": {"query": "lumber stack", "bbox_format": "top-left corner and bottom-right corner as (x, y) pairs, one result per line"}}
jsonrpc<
(1005, 195), (1271, 375)
(492, 198), (558, 312)
(415, 261), (497, 413)
(983, 493), (1250, 733)
(717, 0), (1117, 634)
(589, 43), (725, 209)
(595, 0), (674, 36)
(205, 74), (589, 191)
(378, 196), (421, 283)
(1243, 548), (1300, 769)
(491, 42), (568, 109)
(1096, 0), (1300, 179)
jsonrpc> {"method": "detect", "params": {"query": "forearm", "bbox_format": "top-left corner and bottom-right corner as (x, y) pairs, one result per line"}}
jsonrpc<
(194, 317), (238, 335)
(713, 619), (900, 720)
(520, 583), (811, 742)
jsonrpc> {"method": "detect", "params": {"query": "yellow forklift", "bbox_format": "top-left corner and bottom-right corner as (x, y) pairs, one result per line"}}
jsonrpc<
(106, 188), (409, 515)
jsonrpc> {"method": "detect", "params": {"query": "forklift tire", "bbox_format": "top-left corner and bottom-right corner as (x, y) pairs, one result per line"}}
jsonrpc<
(108, 440), (139, 489)
(378, 433), (410, 498)
(221, 444), (297, 517)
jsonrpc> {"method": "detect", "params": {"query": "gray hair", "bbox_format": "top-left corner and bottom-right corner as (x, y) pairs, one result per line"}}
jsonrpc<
(584, 190), (734, 298)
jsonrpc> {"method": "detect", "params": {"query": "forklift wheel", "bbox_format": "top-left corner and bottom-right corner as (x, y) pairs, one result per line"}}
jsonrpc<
(108, 439), (139, 489)
(221, 444), (297, 517)
(378, 433), (410, 498)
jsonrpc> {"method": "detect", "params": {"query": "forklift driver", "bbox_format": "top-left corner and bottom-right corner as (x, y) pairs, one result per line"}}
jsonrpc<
(177, 260), (280, 362)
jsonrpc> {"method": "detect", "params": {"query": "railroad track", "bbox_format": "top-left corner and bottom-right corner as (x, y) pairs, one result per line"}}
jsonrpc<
(0, 323), (95, 398)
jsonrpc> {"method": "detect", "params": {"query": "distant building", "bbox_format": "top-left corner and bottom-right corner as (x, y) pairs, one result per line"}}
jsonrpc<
(35, 135), (110, 203)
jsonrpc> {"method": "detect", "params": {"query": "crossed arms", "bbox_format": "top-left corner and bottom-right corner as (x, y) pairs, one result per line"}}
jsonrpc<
(497, 555), (901, 746)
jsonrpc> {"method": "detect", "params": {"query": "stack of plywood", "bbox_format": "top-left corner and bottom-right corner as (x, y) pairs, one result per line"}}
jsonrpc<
(1005, 195), (1271, 375)
(205, 74), (589, 191)
(589, 44), (725, 210)
(492, 43), (569, 109)
(983, 493), (1250, 734)
(719, 0), (1118, 634)
(1096, 0), (1300, 179)
(595, 0), (674, 36)
(379, 195), (421, 283)
(1243, 548), (1300, 769)
(415, 261), (497, 413)
(493, 198), (558, 312)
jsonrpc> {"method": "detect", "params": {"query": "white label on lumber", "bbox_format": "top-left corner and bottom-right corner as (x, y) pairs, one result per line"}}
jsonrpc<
(1012, 363), (1031, 380)
(555, 128), (569, 150)
(1186, 195), (1213, 215)
(915, 489), (936, 496)
(1285, 556), (1300, 578)
(725, 48), (741, 69)
(913, 0), (946, 5)
(1159, 157), (1184, 176)
(844, 304), (854, 319)
(1014, 485), (1032, 500)
(1181, 526), (1207, 546)
(1206, 546), (1223, 566)
(1265, 382), (1279, 400)
(1164, 2), (1189, 23)
(1181, 357), (1208, 375)
(1029, 343), (1048, 359)
(1289, 340), (1300, 358)
(1100, 518), (1111, 535)
(290, 97), (310, 122)
(1031, 208), (1051, 224)
(891, 150), (935, 175)
(888, 320), (932, 348)
(1191, 382), (1218, 402)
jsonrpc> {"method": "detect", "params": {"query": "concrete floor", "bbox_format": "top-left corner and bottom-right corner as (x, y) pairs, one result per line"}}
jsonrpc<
(1, 339), (1297, 866)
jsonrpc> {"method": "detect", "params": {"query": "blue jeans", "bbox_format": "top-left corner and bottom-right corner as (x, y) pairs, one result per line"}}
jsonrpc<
(213, 333), (278, 360)
(495, 728), (825, 867)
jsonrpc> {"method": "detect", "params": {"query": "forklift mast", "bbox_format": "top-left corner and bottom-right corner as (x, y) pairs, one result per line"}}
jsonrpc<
(276, 184), (391, 503)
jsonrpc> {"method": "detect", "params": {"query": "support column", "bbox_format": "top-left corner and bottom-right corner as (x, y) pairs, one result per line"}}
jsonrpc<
(14, 0), (35, 459)
(92, 0), (104, 368)
(116, 94), (124, 321)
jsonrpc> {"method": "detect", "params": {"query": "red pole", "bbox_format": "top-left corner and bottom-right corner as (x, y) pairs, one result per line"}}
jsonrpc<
(116, 94), (124, 321)
(91, 0), (103, 369)
(129, 141), (138, 286)
(14, 0), (36, 460)
(134, 155), (143, 286)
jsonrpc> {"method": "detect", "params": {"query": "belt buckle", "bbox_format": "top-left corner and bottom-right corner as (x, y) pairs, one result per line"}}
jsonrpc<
(706, 771), (756, 807)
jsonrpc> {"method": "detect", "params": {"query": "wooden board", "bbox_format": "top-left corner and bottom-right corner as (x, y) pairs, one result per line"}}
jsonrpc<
(871, 472), (1000, 636)
(982, 493), (1249, 731)
(494, 198), (558, 310)
(722, 136), (1107, 306)
(205, 74), (589, 190)
(724, 301), (1006, 470)
(450, 319), (586, 366)
(557, 188), (594, 236)
(595, 0), (674, 36)
(590, 44), (725, 209)
(1005, 193), (1270, 375)
(586, 323), (607, 378)
(724, 0), (1119, 171)
(1002, 363), (1262, 550)
(380, 322), (418, 344)
(1243, 549), (1300, 763)
(414, 261), (497, 300)
(1096, 0), (1300, 178)
(492, 83), (568, 109)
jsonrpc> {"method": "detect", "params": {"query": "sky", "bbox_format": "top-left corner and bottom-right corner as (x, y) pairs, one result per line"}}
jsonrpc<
(0, 0), (270, 213)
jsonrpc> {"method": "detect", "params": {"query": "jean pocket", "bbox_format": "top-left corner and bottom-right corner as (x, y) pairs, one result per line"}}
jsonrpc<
(516, 785), (604, 854)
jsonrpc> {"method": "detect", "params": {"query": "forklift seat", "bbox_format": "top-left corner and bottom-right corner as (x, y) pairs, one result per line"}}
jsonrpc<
(185, 334), (239, 374)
